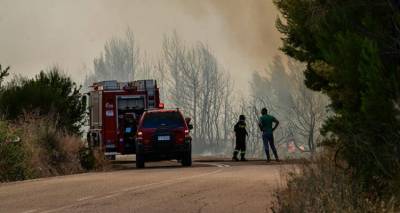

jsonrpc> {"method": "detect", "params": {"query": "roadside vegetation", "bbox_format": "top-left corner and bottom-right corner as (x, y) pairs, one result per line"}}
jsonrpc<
(0, 67), (86, 135)
(273, 152), (397, 213)
(272, 0), (400, 211)
(0, 66), (106, 182)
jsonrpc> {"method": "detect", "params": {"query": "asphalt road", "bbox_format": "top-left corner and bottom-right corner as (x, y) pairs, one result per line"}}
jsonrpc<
(0, 157), (286, 213)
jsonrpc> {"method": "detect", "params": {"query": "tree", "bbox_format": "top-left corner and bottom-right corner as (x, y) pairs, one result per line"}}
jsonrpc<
(0, 65), (10, 88)
(0, 67), (86, 135)
(162, 33), (234, 153)
(162, 32), (189, 110)
(84, 29), (139, 89)
(286, 60), (328, 154)
(274, 0), (400, 195)
(247, 57), (329, 157)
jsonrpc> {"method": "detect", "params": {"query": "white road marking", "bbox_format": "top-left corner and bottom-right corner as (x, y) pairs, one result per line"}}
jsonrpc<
(196, 162), (231, 168)
(76, 195), (95, 201)
(41, 163), (225, 213)
(21, 209), (38, 213)
(101, 193), (121, 199)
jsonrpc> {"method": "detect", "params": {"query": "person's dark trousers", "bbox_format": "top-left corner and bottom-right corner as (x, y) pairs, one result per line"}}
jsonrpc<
(233, 136), (246, 160)
(262, 132), (279, 160)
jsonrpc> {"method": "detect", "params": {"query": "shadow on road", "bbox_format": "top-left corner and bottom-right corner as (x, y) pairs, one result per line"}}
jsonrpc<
(110, 160), (214, 171)
(109, 157), (299, 171)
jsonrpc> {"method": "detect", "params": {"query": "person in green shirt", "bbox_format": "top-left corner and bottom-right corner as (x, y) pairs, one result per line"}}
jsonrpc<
(258, 108), (280, 162)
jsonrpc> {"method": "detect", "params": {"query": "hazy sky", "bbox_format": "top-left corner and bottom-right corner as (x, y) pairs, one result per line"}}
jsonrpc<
(0, 0), (282, 93)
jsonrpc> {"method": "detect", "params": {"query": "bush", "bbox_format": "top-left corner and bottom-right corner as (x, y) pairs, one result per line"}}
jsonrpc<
(272, 152), (398, 213)
(0, 65), (9, 88)
(0, 120), (34, 181)
(16, 115), (86, 177)
(0, 66), (106, 182)
(0, 115), (108, 182)
(0, 67), (86, 135)
(79, 147), (109, 171)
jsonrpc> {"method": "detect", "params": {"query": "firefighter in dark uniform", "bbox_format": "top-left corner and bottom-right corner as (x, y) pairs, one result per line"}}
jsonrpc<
(233, 115), (248, 161)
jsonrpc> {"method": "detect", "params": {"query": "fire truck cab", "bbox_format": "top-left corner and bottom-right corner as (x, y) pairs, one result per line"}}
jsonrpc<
(87, 80), (163, 160)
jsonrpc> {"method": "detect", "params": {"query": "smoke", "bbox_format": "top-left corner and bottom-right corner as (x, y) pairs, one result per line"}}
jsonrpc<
(179, 0), (283, 69)
(0, 0), (282, 93)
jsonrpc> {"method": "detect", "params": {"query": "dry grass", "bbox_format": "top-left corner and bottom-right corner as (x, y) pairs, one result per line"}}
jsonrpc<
(1, 114), (109, 182)
(13, 115), (85, 177)
(0, 119), (34, 181)
(92, 148), (110, 170)
(272, 152), (398, 213)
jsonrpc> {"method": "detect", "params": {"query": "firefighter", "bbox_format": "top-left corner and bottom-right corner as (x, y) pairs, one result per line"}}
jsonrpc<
(185, 117), (193, 131)
(258, 108), (280, 162)
(233, 115), (248, 161)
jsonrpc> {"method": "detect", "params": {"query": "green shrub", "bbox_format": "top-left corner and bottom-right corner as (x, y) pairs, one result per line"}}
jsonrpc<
(79, 148), (96, 170)
(79, 147), (108, 171)
(0, 67), (86, 135)
(0, 116), (99, 182)
(0, 65), (9, 88)
(0, 121), (34, 181)
(0, 65), (104, 182)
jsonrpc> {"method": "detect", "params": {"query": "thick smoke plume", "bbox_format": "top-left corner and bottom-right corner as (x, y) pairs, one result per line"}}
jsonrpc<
(180, 0), (282, 68)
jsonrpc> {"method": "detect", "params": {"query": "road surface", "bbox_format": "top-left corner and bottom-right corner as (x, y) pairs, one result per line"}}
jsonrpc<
(0, 158), (286, 213)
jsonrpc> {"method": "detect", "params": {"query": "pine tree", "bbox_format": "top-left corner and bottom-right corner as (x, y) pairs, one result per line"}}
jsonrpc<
(274, 0), (400, 195)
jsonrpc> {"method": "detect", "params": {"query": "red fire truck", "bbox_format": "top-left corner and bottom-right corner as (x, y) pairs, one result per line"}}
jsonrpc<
(87, 80), (164, 160)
